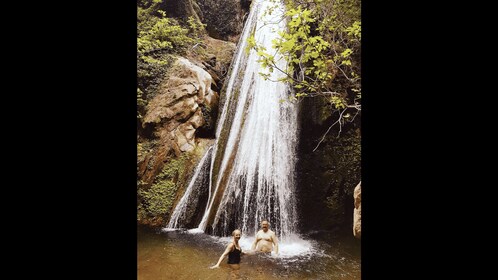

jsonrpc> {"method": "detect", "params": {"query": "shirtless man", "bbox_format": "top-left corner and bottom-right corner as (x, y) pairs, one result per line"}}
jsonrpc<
(251, 220), (279, 255)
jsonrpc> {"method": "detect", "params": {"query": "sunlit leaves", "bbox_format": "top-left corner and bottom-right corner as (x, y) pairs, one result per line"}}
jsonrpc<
(341, 48), (353, 58)
(248, 0), (360, 119)
(341, 60), (351, 66)
(345, 21), (361, 39)
(330, 95), (346, 109)
(137, 15), (193, 54)
(137, 1), (205, 121)
(245, 35), (256, 54)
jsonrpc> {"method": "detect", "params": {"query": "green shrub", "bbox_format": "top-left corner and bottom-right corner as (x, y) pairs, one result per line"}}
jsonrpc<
(137, 153), (192, 220)
(137, 1), (205, 129)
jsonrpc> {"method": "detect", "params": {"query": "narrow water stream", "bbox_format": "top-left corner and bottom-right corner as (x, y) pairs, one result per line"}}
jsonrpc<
(138, 226), (360, 280)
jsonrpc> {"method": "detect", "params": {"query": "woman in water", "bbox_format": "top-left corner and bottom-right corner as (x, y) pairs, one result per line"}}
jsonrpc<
(210, 229), (245, 270)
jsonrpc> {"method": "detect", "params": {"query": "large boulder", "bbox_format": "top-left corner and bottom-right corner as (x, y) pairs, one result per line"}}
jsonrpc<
(139, 57), (219, 185)
(353, 182), (361, 238)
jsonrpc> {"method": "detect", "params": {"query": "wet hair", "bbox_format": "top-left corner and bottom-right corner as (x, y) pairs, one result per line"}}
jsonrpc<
(261, 220), (270, 226)
(232, 229), (241, 236)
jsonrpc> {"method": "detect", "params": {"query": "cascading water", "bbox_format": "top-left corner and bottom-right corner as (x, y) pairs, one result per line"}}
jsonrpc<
(166, 0), (299, 241)
(166, 146), (214, 229)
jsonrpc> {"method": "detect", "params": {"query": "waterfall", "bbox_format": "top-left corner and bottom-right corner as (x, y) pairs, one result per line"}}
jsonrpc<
(167, 0), (299, 240)
(166, 146), (213, 229)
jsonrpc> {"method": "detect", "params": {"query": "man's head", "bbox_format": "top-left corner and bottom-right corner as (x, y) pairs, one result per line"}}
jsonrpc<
(232, 229), (241, 240)
(261, 220), (270, 232)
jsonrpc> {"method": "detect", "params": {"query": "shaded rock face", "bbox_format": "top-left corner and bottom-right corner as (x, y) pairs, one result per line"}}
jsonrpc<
(196, 0), (250, 42)
(190, 36), (237, 93)
(138, 57), (219, 186)
(137, 1), (247, 228)
(161, 0), (202, 23)
(353, 182), (361, 238)
(296, 96), (361, 233)
(137, 5), (242, 227)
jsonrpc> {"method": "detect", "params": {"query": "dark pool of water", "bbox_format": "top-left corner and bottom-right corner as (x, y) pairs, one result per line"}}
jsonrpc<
(138, 226), (360, 280)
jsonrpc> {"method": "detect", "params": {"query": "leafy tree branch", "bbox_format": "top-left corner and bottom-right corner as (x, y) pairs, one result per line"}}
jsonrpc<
(248, 0), (361, 144)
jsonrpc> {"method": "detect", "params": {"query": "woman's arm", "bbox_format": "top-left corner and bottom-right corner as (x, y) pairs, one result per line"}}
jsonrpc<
(242, 249), (256, 256)
(210, 243), (233, 269)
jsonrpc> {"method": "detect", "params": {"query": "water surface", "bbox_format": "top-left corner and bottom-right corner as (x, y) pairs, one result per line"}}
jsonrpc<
(138, 226), (360, 279)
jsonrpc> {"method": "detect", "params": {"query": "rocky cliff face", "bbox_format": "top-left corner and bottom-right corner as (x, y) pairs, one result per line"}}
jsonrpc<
(161, 0), (250, 42)
(138, 57), (219, 185)
(296, 96), (361, 234)
(137, 1), (362, 231)
(196, 0), (250, 42)
(160, 0), (202, 23)
(137, 30), (237, 226)
(137, 55), (222, 227)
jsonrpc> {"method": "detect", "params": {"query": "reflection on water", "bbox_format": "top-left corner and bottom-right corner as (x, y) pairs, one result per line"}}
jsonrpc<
(138, 226), (360, 279)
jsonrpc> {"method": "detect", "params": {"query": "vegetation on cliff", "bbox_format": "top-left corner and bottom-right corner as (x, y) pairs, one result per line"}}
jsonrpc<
(248, 0), (361, 140)
(137, 0), (361, 231)
(137, 0), (204, 122)
(247, 0), (361, 229)
(138, 144), (212, 226)
(137, 1), (242, 227)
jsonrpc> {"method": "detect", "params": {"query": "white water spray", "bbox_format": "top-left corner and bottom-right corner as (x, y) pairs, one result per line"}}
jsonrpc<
(168, 0), (299, 241)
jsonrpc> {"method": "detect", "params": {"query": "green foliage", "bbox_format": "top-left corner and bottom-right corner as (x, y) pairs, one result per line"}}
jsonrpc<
(245, 34), (256, 55)
(137, 144), (212, 223)
(137, 88), (146, 119)
(137, 1), (205, 57)
(187, 16), (205, 39)
(137, 1), (205, 129)
(330, 95), (346, 109)
(138, 11), (193, 56)
(138, 153), (192, 219)
(138, 180), (177, 216)
(137, 54), (173, 122)
(249, 0), (361, 137)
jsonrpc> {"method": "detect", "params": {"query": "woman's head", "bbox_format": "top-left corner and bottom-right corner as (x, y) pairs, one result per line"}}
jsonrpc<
(232, 229), (241, 240)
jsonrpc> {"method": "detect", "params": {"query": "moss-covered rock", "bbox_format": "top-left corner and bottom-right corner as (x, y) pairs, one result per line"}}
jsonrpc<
(137, 1), (247, 229)
(137, 141), (214, 227)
